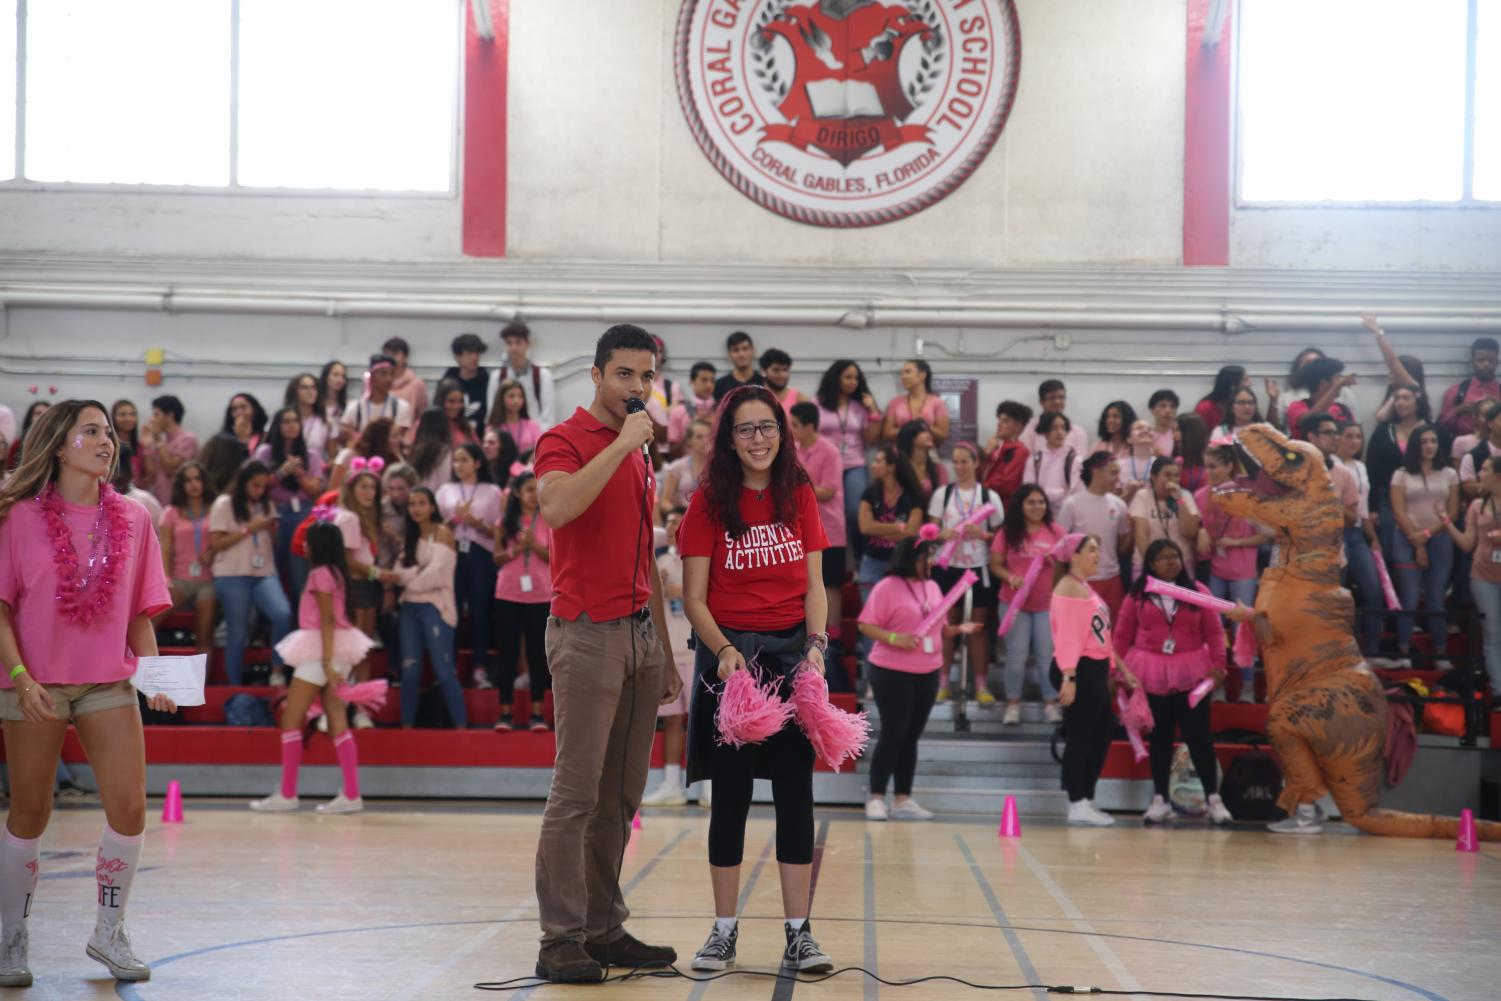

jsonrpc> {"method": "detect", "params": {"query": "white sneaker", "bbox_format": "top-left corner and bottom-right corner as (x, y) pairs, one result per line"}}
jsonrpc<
(865, 798), (889, 821)
(249, 791), (299, 812)
(1002, 703), (1021, 726)
(889, 799), (934, 821)
(473, 671), (494, 690)
(1267, 803), (1322, 835)
(317, 792), (363, 814)
(86, 922), (149, 982)
(1143, 795), (1175, 824)
(1434, 659), (1454, 672)
(1067, 800), (1115, 826)
(1388, 654), (1412, 670)
(269, 668), (287, 687)
(1237, 687), (1257, 704)
(1043, 703), (1063, 724)
(316, 713), (329, 733)
(697, 780), (712, 808)
(1366, 656), (1393, 669)
(641, 780), (688, 806)
(353, 710), (374, 730)
(1207, 794), (1233, 826)
(0, 926), (31, 987)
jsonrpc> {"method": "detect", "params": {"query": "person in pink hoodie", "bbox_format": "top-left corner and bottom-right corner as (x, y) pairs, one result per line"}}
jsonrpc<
(1114, 539), (1232, 826)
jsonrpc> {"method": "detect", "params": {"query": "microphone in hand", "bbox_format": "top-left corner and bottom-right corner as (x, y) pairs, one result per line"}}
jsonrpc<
(622, 398), (653, 461)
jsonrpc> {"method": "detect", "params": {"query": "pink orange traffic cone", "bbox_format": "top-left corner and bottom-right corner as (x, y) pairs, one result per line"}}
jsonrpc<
(998, 795), (1021, 838)
(1456, 808), (1480, 852)
(161, 780), (184, 824)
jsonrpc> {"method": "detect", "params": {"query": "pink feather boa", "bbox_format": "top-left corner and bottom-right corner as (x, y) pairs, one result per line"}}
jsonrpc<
(714, 661), (794, 749)
(1115, 686), (1153, 762)
(304, 679), (390, 720)
(790, 665), (870, 772)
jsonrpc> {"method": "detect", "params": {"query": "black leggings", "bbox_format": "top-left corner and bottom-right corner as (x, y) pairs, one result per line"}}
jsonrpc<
(495, 599), (550, 703)
(1147, 691), (1218, 798)
(1050, 658), (1114, 803)
(866, 666), (940, 797)
(708, 723), (816, 867)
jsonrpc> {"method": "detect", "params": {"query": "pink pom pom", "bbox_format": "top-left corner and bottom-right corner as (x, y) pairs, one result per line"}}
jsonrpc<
(715, 663), (793, 748)
(918, 523), (941, 543)
(509, 461), (528, 478)
(1233, 620), (1258, 669)
(1115, 687), (1153, 763)
(367, 456), (386, 474)
(790, 666), (870, 772)
(336, 679), (389, 712)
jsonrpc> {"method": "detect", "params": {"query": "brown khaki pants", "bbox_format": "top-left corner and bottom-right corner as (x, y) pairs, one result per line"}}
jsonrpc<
(535, 610), (665, 947)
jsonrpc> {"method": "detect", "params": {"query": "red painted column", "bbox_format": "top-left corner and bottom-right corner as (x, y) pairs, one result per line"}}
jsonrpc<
(1183, 0), (1232, 267)
(462, 0), (509, 258)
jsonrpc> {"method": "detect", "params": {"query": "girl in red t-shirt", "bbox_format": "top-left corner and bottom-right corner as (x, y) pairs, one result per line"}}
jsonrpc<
(678, 386), (833, 976)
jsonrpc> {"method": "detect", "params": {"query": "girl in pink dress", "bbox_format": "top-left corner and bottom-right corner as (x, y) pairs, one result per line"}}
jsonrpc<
(0, 400), (175, 985)
(252, 520), (376, 815)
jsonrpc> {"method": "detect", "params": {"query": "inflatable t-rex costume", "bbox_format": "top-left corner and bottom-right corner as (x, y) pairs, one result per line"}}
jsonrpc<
(1213, 424), (1499, 839)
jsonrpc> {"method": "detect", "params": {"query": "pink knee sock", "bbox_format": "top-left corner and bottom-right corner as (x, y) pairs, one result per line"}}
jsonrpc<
(0, 829), (40, 933)
(280, 731), (303, 799)
(333, 731), (360, 799)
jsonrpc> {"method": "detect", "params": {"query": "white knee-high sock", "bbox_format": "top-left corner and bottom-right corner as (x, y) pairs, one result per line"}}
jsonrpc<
(0, 830), (40, 933)
(95, 826), (143, 935)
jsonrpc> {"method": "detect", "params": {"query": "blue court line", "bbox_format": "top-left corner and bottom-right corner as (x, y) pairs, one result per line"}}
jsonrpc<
(685, 836), (773, 1001)
(770, 818), (831, 1001)
(956, 834), (1049, 1001)
(115, 827), (692, 1001)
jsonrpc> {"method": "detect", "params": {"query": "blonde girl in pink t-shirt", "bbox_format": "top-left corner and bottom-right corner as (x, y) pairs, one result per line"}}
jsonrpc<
(0, 400), (176, 985)
(252, 520), (376, 816)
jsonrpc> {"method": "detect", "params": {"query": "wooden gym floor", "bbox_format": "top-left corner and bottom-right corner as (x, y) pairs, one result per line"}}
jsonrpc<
(12, 799), (1497, 1000)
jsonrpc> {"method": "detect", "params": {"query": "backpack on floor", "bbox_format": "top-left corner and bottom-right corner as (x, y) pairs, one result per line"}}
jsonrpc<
(1220, 750), (1286, 821)
(1168, 745), (1220, 816)
(223, 693), (276, 728)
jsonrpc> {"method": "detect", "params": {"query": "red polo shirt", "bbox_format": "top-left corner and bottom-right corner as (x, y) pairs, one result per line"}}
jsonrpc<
(678, 483), (828, 632)
(534, 407), (656, 622)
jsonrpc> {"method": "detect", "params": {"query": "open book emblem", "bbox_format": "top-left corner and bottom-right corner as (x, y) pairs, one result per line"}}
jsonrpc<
(756, 1), (936, 166)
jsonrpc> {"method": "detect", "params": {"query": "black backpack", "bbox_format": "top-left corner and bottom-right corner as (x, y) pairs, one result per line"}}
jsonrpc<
(1220, 749), (1286, 821)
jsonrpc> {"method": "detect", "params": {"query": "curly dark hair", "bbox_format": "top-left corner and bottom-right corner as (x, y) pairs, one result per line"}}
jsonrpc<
(1001, 482), (1054, 551)
(703, 386), (807, 540)
(815, 359), (873, 412)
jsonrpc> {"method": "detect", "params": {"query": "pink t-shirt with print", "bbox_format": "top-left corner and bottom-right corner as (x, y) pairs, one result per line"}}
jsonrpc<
(0, 494), (171, 686)
(990, 523), (1065, 612)
(858, 575), (945, 674)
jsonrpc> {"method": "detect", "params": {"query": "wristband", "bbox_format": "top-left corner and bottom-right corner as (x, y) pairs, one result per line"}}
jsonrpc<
(8, 664), (24, 682)
(715, 642), (734, 658)
(803, 632), (829, 654)
(888, 632), (898, 645)
(367, 565), (381, 582)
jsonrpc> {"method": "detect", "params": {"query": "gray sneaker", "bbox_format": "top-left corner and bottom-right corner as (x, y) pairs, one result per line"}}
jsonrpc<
(87, 922), (150, 981)
(1267, 803), (1323, 835)
(692, 922), (738, 971)
(0, 926), (32, 988)
(783, 920), (832, 973)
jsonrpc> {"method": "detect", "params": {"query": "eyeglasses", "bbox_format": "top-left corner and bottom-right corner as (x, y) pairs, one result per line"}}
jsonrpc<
(732, 421), (781, 441)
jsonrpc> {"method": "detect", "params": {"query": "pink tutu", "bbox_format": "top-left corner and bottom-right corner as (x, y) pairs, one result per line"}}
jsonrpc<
(274, 627), (375, 667)
(1123, 646), (1215, 697)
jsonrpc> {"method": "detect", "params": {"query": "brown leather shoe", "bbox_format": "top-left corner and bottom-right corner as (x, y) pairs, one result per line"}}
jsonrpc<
(535, 940), (605, 983)
(583, 930), (677, 969)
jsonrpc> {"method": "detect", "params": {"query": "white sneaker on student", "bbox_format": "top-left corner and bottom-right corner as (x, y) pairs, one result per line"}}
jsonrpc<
(1206, 794), (1233, 826)
(0, 926), (31, 987)
(889, 799), (934, 821)
(86, 922), (150, 981)
(1067, 800), (1114, 826)
(864, 798), (889, 821)
(698, 780), (713, 807)
(1237, 687), (1257, 704)
(316, 793), (363, 815)
(1267, 803), (1322, 835)
(1143, 795), (1175, 824)
(249, 791), (299, 812)
(1002, 703), (1021, 726)
(353, 710), (374, 730)
(641, 781), (688, 807)
(1042, 703), (1063, 724)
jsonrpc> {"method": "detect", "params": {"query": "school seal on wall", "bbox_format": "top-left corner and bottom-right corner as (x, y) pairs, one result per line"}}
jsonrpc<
(674, 0), (1021, 227)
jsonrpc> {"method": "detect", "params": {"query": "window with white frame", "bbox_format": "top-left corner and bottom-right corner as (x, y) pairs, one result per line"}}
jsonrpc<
(0, 0), (459, 193)
(1238, 0), (1497, 204)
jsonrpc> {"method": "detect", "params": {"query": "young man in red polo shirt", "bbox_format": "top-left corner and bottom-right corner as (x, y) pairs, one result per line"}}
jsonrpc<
(531, 324), (683, 983)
